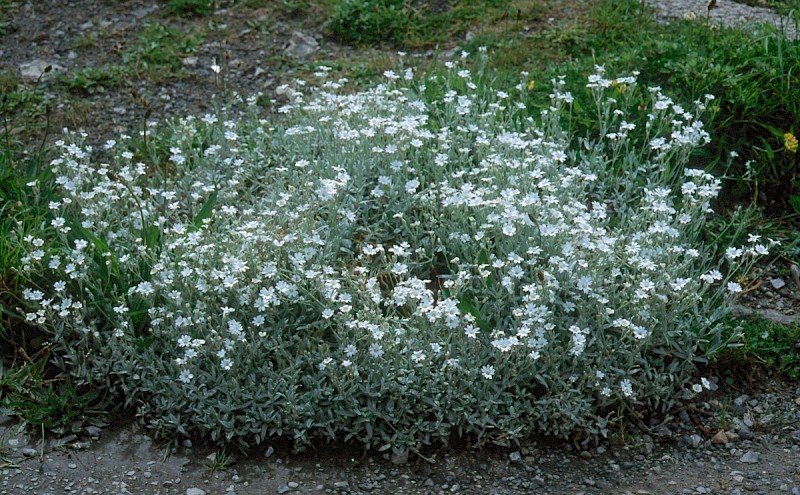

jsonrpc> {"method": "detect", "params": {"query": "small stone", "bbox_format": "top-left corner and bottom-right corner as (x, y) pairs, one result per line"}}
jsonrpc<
(84, 425), (102, 437)
(792, 431), (800, 445)
(509, 451), (523, 463)
(739, 451), (760, 464)
(186, 489), (206, 495)
(712, 430), (733, 445)
(265, 446), (274, 458)
(596, 446), (606, 454)
(334, 481), (350, 489)
(68, 463), (77, 469)
(182, 56), (198, 67)
(686, 434), (703, 448)
(144, 472), (152, 479)
(390, 449), (408, 465)
(19, 59), (65, 81)
(771, 278), (786, 289)
(790, 264), (800, 288)
(578, 450), (592, 459)
(425, 479), (435, 487)
(656, 424), (673, 438)
(21, 448), (38, 457)
(287, 482), (299, 488)
(284, 31), (318, 58)
(132, 4), (159, 18)
(277, 485), (290, 495)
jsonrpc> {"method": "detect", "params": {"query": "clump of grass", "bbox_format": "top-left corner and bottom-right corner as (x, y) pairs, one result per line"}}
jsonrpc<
(326, 0), (410, 44)
(61, 65), (126, 96)
(167, 0), (215, 17)
(717, 316), (800, 382)
(122, 23), (204, 80)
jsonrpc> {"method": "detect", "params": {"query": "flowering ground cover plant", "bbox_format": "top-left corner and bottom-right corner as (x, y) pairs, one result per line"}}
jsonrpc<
(16, 53), (769, 453)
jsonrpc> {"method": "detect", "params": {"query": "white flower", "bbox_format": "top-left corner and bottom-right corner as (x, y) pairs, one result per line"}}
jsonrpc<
(179, 370), (194, 383)
(481, 365), (495, 379)
(692, 383), (702, 393)
(620, 379), (634, 398)
(726, 282), (743, 293)
(405, 179), (420, 194)
(369, 343), (384, 358)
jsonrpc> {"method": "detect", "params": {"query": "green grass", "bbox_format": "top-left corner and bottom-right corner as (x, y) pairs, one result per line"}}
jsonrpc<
(61, 65), (127, 95)
(167, 0), (215, 17)
(122, 23), (205, 81)
(717, 316), (800, 382)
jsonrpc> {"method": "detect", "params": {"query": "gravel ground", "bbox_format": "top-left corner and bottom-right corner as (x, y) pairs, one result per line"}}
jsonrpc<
(643, 0), (800, 39)
(1, 1), (799, 494)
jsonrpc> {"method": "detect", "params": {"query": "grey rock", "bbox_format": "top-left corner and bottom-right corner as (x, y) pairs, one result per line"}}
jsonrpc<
(132, 4), (159, 18)
(390, 449), (408, 465)
(19, 59), (66, 81)
(84, 425), (102, 437)
(770, 278), (786, 289)
(686, 434), (703, 448)
(739, 451), (760, 464)
(265, 445), (274, 458)
(790, 264), (800, 289)
(277, 484), (291, 494)
(656, 424), (673, 438)
(792, 431), (800, 445)
(21, 448), (38, 457)
(284, 31), (318, 58)
(334, 481), (350, 489)
(509, 451), (523, 463)
(186, 489), (207, 495)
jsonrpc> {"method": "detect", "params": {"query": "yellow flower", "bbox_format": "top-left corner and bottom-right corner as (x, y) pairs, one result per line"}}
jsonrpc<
(785, 132), (798, 153)
(526, 80), (535, 91)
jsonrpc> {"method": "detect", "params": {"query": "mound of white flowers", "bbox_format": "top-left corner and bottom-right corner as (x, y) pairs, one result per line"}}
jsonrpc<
(20, 53), (768, 452)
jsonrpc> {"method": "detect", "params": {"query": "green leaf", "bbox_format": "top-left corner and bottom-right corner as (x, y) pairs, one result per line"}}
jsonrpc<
(790, 195), (800, 214)
(191, 190), (217, 231)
